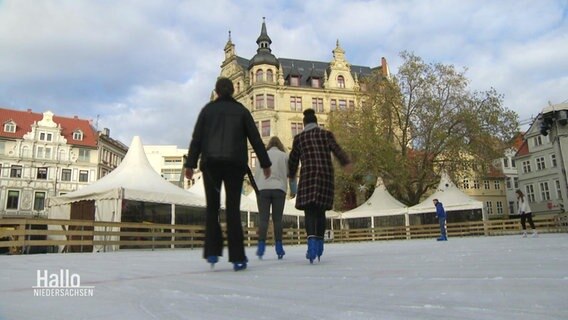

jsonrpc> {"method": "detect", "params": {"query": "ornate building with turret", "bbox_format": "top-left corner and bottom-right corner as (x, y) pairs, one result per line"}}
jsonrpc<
(218, 18), (390, 169)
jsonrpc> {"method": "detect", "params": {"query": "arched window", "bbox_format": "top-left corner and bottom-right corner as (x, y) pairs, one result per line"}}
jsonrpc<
(337, 75), (345, 88)
(256, 69), (264, 82)
(266, 70), (273, 82)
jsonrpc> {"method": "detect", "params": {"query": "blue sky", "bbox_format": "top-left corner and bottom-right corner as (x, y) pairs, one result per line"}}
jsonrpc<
(0, 0), (567, 148)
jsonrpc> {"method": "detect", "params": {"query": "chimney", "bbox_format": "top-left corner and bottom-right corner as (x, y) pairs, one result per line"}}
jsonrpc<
(102, 128), (110, 136)
(27, 108), (32, 113)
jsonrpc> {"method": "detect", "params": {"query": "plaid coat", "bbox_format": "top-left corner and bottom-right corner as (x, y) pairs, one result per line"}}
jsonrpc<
(289, 126), (350, 210)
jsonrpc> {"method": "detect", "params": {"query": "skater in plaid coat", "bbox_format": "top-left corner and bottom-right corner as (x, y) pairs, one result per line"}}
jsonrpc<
(289, 109), (352, 263)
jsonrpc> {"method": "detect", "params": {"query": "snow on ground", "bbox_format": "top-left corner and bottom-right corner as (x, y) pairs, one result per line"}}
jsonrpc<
(1, 234), (567, 320)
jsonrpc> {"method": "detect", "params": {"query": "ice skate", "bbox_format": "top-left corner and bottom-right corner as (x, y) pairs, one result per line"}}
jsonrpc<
(256, 240), (266, 259)
(275, 240), (285, 260)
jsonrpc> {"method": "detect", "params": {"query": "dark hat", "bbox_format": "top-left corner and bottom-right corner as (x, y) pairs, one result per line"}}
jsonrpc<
(303, 108), (317, 124)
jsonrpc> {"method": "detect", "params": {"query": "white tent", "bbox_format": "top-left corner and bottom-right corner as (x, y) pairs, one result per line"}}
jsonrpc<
(48, 136), (206, 252)
(407, 172), (484, 218)
(340, 177), (408, 228)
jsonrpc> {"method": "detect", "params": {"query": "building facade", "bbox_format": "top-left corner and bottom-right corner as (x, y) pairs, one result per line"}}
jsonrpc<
(218, 18), (389, 169)
(0, 107), (127, 217)
(143, 145), (202, 189)
(514, 102), (568, 216)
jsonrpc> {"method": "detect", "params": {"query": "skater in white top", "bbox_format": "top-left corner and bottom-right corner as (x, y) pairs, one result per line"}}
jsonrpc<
(516, 189), (538, 238)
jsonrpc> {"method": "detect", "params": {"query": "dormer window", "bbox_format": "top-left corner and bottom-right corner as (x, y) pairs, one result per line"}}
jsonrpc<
(73, 130), (83, 141)
(290, 76), (300, 86)
(337, 75), (345, 88)
(311, 78), (320, 88)
(3, 121), (16, 133)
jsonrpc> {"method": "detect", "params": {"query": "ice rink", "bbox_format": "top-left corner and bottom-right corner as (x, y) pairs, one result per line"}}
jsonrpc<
(1, 234), (567, 320)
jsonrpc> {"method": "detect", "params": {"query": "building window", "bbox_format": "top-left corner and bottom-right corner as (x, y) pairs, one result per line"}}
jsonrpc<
(525, 184), (535, 202)
(39, 132), (53, 142)
(4, 122), (16, 133)
(555, 180), (562, 199)
(34, 192), (46, 211)
(266, 70), (273, 82)
(551, 154), (557, 167)
(37, 167), (48, 180)
(312, 98), (323, 113)
(348, 100), (355, 110)
(256, 69), (263, 82)
(539, 181), (550, 201)
(61, 169), (72, 181)
(10, 165), (22, 178)
(514, 177), (519, 189)
(337, 75), (345, 88)
(486, 201), (493, 215)
(473, 180), (480, 189)
(78, 149), (90, 162)
(534, 136), (542, 147)
(21, 145), (30, 158)
(536, 157), (546, 170)
(496, 201), (503, 214)
(291, 122), (304, 136)
(506, 177), (512, 189)
(73, 130), (83, 141)
(494, 180), (501, 190)
(6, 190), (19, 210)
(508, 201), (515, 215)
(483, 180), (490, 190)
(462, 179), (469, 189)
(267, 94), (274, 109)
(338, 100), (347, 110)
(250, 152), (257, 168)
(261, 120), (270, 137)
(311, 78), (320, 88)
(503, 158), (509, 168)
(255, 94), (265, 109)
(522, 160), (531, 173)
(79, 170), (89, 182)
(330, 99), (337, 111)
(511, 159), (516, 168)
(290, 96), (302, 111)
(290, 76), (299, 86)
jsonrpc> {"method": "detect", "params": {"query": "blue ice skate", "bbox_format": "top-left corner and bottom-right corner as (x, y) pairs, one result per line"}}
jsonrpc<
(233, 258), (248, 271)
(275, 240), (285, 260)
(207, 256), (219, 268)
(316, 238), (324, 261)
(306, 237), (317, 264)
(256, 240), (266, 259)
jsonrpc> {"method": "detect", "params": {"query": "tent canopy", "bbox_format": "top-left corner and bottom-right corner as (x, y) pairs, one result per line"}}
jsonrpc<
(340, 178), (408, 219)
(407, 172), (483, 214)
(49, 136), (205, 208)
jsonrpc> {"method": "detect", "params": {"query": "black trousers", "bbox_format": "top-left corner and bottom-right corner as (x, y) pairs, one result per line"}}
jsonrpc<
(304, 205), (327, 238)
(520, 212), (536, 230)
(201, 162), (246, 263)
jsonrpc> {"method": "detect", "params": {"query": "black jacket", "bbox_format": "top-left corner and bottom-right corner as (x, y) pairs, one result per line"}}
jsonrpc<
(185, 96), (271, 170)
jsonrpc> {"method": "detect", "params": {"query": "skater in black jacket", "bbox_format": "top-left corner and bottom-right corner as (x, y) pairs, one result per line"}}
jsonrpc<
(185, 77), (272, 271)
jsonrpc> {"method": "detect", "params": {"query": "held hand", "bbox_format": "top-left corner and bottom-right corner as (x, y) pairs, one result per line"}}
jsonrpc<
(184, 168), (194, 180)
(263, 167), (271, 179)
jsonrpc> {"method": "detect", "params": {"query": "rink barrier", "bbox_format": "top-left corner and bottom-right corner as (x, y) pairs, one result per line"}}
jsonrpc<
(0, 213), (566, 254)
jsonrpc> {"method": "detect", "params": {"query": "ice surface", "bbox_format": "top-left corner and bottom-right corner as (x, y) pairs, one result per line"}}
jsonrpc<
(1, 234), (567, 320)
